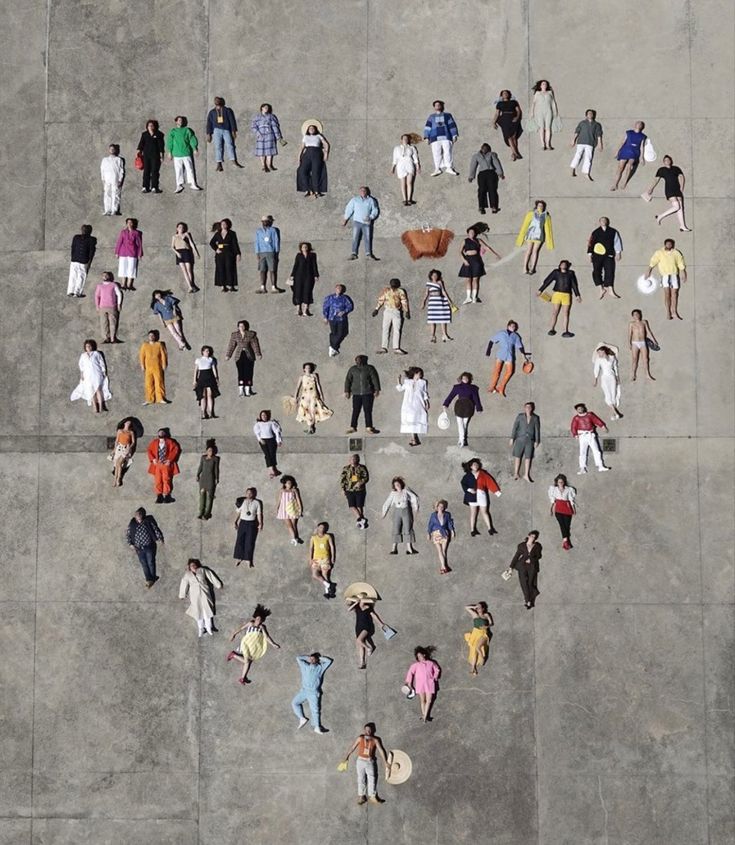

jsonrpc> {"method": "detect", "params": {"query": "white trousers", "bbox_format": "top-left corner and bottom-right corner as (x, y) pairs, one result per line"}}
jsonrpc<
(456, 416), (469, 445)
(431, 139), (453, 170)
(578, 431), (604, 470)
(570, 144), (593, 174)
(174, 156), (197, 188)
(356, 758), (377, 796)
(67, 262), (87, 295)
(103, 181), (121, 214)
(196, 617), (213, 634)
(381, 308), (403, 349)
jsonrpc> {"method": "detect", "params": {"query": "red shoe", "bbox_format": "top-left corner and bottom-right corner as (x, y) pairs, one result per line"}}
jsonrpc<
(226, 651), (237, 662)
(562, 539), (571, 550)
(238, 677), (251, 685)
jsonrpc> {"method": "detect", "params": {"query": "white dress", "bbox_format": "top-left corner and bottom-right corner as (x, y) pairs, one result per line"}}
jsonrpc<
(178, 567), (223, 623)
(392, 144), (419, 178)
(70, 351), (111, 405)
(593, 355), (621, 406)
(397, 378), (429, 434)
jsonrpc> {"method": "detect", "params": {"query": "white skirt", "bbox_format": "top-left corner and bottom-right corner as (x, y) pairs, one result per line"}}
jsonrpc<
(118, 256), (138, 278)
(395, 160), (416, 179)
(474, 489), (488, 507)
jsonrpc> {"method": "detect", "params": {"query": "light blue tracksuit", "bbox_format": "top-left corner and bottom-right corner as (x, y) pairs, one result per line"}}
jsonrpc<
(291, 655), (333, 726)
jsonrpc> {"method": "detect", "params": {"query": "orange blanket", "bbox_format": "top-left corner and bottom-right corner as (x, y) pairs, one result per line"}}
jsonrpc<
(401, 228), (454, 260)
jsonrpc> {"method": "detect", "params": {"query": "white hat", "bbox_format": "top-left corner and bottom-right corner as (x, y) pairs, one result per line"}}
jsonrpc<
(386, 750), (413, 785)
(301, 118), (323, 136)
(637, 274), (658, 295)
(344, 582), (378, 602)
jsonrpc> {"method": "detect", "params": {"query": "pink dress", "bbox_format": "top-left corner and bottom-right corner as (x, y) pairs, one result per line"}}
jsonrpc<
(405, 660), (440, 694)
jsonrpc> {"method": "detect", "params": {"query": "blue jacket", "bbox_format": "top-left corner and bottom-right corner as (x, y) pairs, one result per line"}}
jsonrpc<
(322, 293), (354, 322)
(427, 510), (455, 537)
(206, 106), (238, 135)
(254, 226), (280, 254)
(296, 655), (333, 691)
(344, 195), (380, 224)
(423, 112), (458, 142)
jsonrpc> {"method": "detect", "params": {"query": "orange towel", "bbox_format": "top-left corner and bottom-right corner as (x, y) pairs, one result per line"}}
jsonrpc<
(401, 228), (454, 260)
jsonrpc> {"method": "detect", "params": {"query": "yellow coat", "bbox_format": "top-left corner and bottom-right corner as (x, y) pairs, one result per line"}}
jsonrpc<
(515, 210), (554, 250)
(138, 340), (168, 372)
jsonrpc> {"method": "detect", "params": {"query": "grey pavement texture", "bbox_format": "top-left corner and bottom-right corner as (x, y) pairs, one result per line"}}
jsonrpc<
(0, 0), (734, 843)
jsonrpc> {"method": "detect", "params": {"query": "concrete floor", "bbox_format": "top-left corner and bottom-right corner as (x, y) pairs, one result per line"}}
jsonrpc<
(1, 0), (733, 843)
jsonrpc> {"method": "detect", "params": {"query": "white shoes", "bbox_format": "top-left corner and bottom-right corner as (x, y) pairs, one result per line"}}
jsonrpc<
(328, 347), (339, 357)
(462, 295), (473, 304)
(314, 726), (327, 735)
(298, 717), (309, 729)
(446, 168), (460, 176)
(430, 169), (442, 176)
(577, 468), (588, 475)
(598, 466), (611, 472)
(290, 538), (299, 546)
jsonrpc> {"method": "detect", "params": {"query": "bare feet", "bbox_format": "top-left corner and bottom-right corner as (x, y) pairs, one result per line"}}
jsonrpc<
(611, 291), (621, 299)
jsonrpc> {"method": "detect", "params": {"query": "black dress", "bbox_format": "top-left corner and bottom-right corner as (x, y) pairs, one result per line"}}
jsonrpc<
(194, 359), (221, 400)
(353, 605), (375, 637)
(458, 237), (486, 278)
(496, 100), (523, 144)
(210, 231), (241, 288)
(656, 165), (683, 199)
(290, 251), (320, 305)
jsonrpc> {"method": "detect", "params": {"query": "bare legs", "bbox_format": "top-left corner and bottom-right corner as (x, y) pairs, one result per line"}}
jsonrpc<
(178, 261), (198, 292)
(611, 159), (638, 191)
(631, 345), (655, 381)
(91, 388), (106, 414)
(417, 692), (436, 722)
(433, 538), (450, 573)
(356, 630), (375, 669)
(513, 457), (533, 482)
(400, 174), (416, 204)
(508, 133), (521, 160)
(429, 324), (452, 343)
(469, 505), (494, 535)
(663, 288), (683, 320)
(200, 386), (215, 419)
(524, 242), (541, 274)
(656, 197), (691, 231)
(464, 277), (482, 303)
(538, 127), (553, 150)
(284, 518), (301, 544)
(230, 653), (253, 684)
(165, 319), (189, 351)
(259, 155), (275, 172)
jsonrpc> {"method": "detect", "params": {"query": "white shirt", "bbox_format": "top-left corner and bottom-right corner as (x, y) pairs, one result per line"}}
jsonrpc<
(303, 134), (324, 147)
(195, 356), (215, 370)
(382, 488), (420, 516)
(253, 419), (283, 443)
(100, 155), (125, 184)
(237, 499), (261, 521)
(392, 144), (419, 166)
(547, 485), (576, 504)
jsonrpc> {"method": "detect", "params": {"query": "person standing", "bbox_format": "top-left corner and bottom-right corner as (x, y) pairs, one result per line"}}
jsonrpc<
(537, 260), (581, 336)
(70, 339), (111, 413)
(569, 110), (603, 180)
(95, 271), (123, 344)
(382, 477), (420, 555)
(193, 345), (220, 420)
(126, 507), (164, 588)
(463, 602), (493, 675)
(571, 403), (610, 474)
(254, 215), (282, 293)
(196, 439), (220, 520)
(206, 97), (244, 171)
(210, 218), (241, 293)
(373, 278), (410, 354)
(468, 143), (504, 214)
(294, 362), (333, 434)
(587, 217), (623, 299)
(275, 475), (304, 546)
(548, 474), (577, 549)
(178, 558), (223, 636)
(340, 454), (369, 528)
(610, 121), (647, 191)
(396, 367), (429, 447)
(253, 410), (282, 478)
(171, 222), (200, 293)
(139, 329), (169, 406)
(644, 155), (691, 231)
(423, 100), (459, 176)
(114, 218), (143, 291)
(289, 242), (319, 317)
(509, 402), (541, 482)
(322, 284), (354, 357)
(292, 653), (333, 734)
(442, 372), (483, 447)
(297, 121), (329, 197)
(421, 269), (454, 343)
(629, 309), (659, 381)
(250, 103), (282, 172)
(460, 458), (500, 536)
(485, 320), (530, 397)
(100, 143), (125, 215)
(516, 200), (554, 275)
(309, 522), (336, 599)
(647, 238), (687, 320)
(593, 344), (623, 420)
(67, 225), (97, 297)
(233, 488), (263, 567)
(110, 419), (136, 488)
(146, 428), (181, 503)
(343, 187), (380, 260)
(492, 90), (523, 161)
(530, 80), (560, 150)
(427, 502), (455, 575)
(509, 531), (542, 608)
(344, 355), (381, 434)
(404, 647), (441, 721)
(225, 320), (262, 396)
(458, 224), (500, 304)
(341, 723), (391, 805)
(227, 605), (281, 686)
(166, 116), (202, 193)
(391, 133), (420, 205)
(137, 119), (165, 193)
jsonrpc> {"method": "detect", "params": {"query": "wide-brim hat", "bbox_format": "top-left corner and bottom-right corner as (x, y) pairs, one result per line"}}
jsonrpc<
(637, 274), (658, 295)
(344, 582), (379, 602)
(386, 750), (413, 785)
(301, 118), (323, 136)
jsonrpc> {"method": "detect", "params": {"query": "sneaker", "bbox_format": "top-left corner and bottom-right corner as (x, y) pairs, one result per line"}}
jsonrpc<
(598, 466), (611, 472)
(365, 427), (380, 434)
(141, 187), (150, 193)
(430, 169), (442, 177)
(290, 538), (299, 546)
(190, 185), (203, 191)
(462, 295), (473, 304)
(446, 168), (460, 176)
(357, 796), (367, 805)
(142, 401), (151, 406)
(155, 494), (164, 503)
(313, 726), (328, 734)
(328, 347), (336, 357)
(238, 387), (245, 397)
(151, 188), (162, 193)
(368, 796), (385, 805)
(349, 253), (358, 260)
(175, 186), (184, 193)
(297, 716), (309, 729)
(548, 330), (557, 336)
(345, 427), (357, 434)
(577, 469), (588, 475)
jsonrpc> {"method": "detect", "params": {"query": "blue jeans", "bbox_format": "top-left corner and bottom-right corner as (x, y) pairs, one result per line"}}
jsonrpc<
(291, 688), (321, 726)
(351, 222), (372, 256)
(136, 544), (157, 582)
(213, 128), (236, 162)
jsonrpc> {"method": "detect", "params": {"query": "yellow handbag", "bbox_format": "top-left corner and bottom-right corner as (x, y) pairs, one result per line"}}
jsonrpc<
(337, 760), (349, 772)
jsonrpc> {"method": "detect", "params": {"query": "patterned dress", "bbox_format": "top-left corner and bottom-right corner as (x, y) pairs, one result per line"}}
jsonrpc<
(425, 281), (451, 325)
(251, 113), (282, 157)
(295, 374), (333, 427)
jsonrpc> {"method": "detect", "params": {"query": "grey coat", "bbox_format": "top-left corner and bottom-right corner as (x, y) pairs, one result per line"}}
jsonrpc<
(510, 412), (541, 444)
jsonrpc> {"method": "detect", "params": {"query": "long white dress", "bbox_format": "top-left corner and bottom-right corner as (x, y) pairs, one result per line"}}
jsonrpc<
(70, 350), (112, 405)
(178, 567), (223, 623)
(593, 355), (621, 406)
(397, 378), (429, 434)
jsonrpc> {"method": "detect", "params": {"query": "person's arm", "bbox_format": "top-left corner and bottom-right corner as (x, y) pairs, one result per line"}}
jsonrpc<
(571, 271), (581, 301)
(597, 125), (603, 151)
(262, 624), (280, 648)
(257, 500), (264, 530)
(322, 136), (330, 160)
(344, 296), (354, 315)
(230, 622), (247, 641)
(420, 289), (429, 309)
(308, 536), (315, 558)
(570, 130), (579, 147)
(343, 738), (360, 761)
(679, 255), (688, 284)
(405, 663), (416, 686)
(342, 198), (354, 225)
(381, 493), (393, 518)
(628, 322), (634, 349)
(328, 534), (336, 564)
(678, 170), (686, 192)
(593, 357), (600, 385)
(492, 108), (501, 129)
(537, 270), (555, 295)
(442, 384), (458, 407)
(196, 455), (203, 482)
(468, 153), (478, 181)
(645, 320), (658, 345)
(646, 175), (662, 195)
(478, 236), (501, 259)
(375, 737), (390, 770)
(448, 114), (458, 141)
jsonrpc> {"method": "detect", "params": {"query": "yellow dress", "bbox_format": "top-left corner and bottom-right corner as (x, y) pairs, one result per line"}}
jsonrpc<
(240, 626), (267, 661)
(295, 374), (333, 426)
(464, 620), (490, 666)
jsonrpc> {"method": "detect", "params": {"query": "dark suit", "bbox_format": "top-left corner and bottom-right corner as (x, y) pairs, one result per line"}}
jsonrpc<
(510, 540), (542, 605)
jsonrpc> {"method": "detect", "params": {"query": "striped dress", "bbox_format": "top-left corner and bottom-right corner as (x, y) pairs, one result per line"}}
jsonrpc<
(425, 281), (451, 324)
(251, 113), (282, 157)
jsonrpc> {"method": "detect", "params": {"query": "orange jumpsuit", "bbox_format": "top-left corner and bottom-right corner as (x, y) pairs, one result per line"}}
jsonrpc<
(139, 340), (168, 403)
(147, 437), (181, 495)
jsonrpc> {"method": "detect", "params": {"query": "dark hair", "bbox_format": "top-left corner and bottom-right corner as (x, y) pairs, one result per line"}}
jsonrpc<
(391, 476), (405, 489)
(280, 475), (297, 488)
(176, 221), (188, 233)
(528, 530), (540, 540)
(211, 218), (233, 232)
(414, 645), (436, 659)
(664, 238), (675, 247)
(364, 722), (376, 732)
(662, 154), (673, 163)
(84, 338), (97, 351)
(462, 458), (483, 472)
(260, 103), (272, 112)
(359, 186), (371, 196)
(597, 346), (616, 356)
(251, 603), (271, 621)
(134, 507), (147, 518)
(428, 268), (443, 281)
(302, 362), (316, 372)
(298, 241), (312, 251)
(204, 438), (217, 454)
(432, 100), (444, 108)
(525, 401), (536, 411)
(188, 558), (201, 568)
(532, 79), (552, 92)
(258, 409), (271, 420)
(102, 271), (114, 281)
(201, 345), (213, 356)
(125, 217), (138, 227)
(389, 277), (401, 288)
(355, 355), (368, 365)
(109, 143), (120, 155)
(480, 143), (491, 152)
(574, 403), (587, 412)
(476, 601), (488, 613)
(534, 200), (547, 211)
(146, 119), (159, 131)
(507, 320), (518, 329)
(237, 320), (250, 330)
(149, 289), (173, 309)
(214, 96), (225, 106)
(585, 109), (597, 119)
(405, 366), (423, 379)
(499, 89), (511, 99)
(554, 474), (568, 486)
(316, 521), (329, 530)
(81, 224), (93, 236)
(458, 371), (473, 383)
(174, 115), (188, 125)
(148, 329), (160, 340)
(310, 652), (321, 660)
(631, 309), (642, 318)
(335, 284), (346, 294)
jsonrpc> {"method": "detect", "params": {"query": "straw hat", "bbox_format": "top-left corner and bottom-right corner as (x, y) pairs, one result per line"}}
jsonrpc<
(637, 274), (658, 295)
(386, 750), (413, 785)
(301, 118), (324, 136)
(344, 582), (378, 602)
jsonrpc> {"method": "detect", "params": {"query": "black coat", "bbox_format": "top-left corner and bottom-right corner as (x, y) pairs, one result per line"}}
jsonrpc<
(290, 252), (319, 305)
(137, 130), (165, 158)
(509, 541), (542, 571)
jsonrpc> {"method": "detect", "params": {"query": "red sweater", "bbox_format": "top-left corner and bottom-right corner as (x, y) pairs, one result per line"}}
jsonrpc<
(570, 412), (606, 436)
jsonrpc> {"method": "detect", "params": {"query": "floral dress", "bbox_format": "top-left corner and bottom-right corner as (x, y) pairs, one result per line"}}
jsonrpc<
(295, 373), (333, 426)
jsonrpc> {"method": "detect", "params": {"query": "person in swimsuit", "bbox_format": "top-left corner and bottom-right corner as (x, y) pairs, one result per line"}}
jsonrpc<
(610, 121), (647, 191)
(340, 722), (391, 805)
(628, 309), (659, 381)
(346, 593), (386, 669)
(463, 602), (494, 675)
(227, 604), (280, 685)
(309, 522), (335, 599)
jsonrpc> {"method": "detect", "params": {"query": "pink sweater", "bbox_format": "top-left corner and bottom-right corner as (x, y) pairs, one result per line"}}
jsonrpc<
(115, 228), (144, 258)
(95, 282), (122, 309)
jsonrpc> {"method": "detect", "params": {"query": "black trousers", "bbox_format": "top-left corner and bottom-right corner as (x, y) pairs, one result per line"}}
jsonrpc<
(259, 437), (278, 469)
(517, 565), (539, 605)
(142, 153), (161, 190)
(555, 513), (572, 540)
(351, 394), (374, 428)
(591, 254), (616, 287)
(477, 169), (499, 211)
(236, 355), (255, 386)
(329, 319), (349, 351)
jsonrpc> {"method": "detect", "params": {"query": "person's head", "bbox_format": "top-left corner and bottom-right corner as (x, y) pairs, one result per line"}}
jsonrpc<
(299, 241), (312, 255)
(664, 238), (675, 250)
(108, 144), (120, 156)
(101, 271), (114, 282)
(534, 200), (547, 212)
(244, 486), (257, 499)
(466, 225), (478, 238)
(220, 218), (232, 232)
(146, 119), (159, 133)
(175, 115), (187, 127)
(134, 507), (146, 522)
(335, 283), (346, 296)
(631, 309), (642, 320)
(574, 403), (587, 415)
(463, 458), (483, 473)
(507, 320), (518, 332)
(258, 409), (271, 422)
(355, 354), (368, 366)
(81, 224), (93, 236)
(261, 215), (273, 227)
(260, 102), (272, 114)
(157, 428), (168, 439)
(405, 366), (423, 380)
(251, 603), (271, 625)
(349, 453), (361, 466)
(400, 133), (411, 144)
(306, 124), (319, 135)
(363, 722), (376, 736)
(414, 645), (435, 661)
(599, 216), (610, 227)
(176, 221), (188, 234)
(308, 652), (321, 665)
(597, 345), (615, 357)
(585, 109), (597, 120)
(524, 401), (535, 414)
(389, 277), (401, 290)
(558, 260), (571, 272)
(237, 320), (249, 332)
(152, 289), (165, 301)
(435, 499), (448, 513)
(214, 96), (225, 107)
(480, 143), (491, 154)
(661, 155), (673, 167)
(432, 99), (445, 112)
(499, 89), (511, 101)
(358, 186), (371, 198)
(459, 371), (473, 384)
(187, 558), (201, 573)
(428, 268), (442, 282)
(121, 419), (132, 431)
(302, 362), (316, 374)
(634, 120), (645, 132)
(533, 79), (551, 92)
(281, 475), (296, 491)
(201, 345), (213, 357)
(391, 476), (405, 491)
(527, 530), (540, 542)
(147, 329), (160, 342)
(83, 338), (97, 352)
(204, 438), (217, 458)
(126, 217), (138, 230)
(316, 521), (328, 535)
(476, 600), (488, 613)
(554, 473), (568, 488)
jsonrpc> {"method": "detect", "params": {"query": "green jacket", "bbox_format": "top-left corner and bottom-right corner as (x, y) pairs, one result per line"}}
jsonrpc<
(166, 126), (198, 157)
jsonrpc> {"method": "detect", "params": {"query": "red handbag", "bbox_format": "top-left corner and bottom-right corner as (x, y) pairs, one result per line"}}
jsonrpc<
(134, 151), (144, 171)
